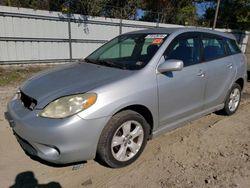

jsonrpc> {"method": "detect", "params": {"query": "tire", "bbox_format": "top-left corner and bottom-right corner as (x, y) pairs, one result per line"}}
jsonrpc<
(219, 83), (241, 115)
(96, 110), (150, 168)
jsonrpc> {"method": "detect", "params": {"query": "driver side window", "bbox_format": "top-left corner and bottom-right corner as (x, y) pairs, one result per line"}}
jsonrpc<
(165, 36), (201, 67)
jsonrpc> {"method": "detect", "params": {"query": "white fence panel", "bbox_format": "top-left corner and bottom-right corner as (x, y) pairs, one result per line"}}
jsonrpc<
(0, 5), (249, 64)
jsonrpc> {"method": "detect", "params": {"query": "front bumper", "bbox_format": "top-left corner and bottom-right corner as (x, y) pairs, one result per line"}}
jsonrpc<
(5, 99), (110, 164)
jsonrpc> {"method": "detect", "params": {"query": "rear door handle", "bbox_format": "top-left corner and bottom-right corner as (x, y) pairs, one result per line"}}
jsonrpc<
(227, 63), (233, 69)
(197, 70), (205, 77)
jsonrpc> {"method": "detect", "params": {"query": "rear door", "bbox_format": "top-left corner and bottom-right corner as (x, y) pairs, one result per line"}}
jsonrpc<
(225, 38), (247, 73)
(202, 34), (236, 109)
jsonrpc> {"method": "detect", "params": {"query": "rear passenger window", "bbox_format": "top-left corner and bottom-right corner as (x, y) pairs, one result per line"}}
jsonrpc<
(226, 39), (241, 54)
(202, 37), (225, 61)
(165, 37), (200, 67)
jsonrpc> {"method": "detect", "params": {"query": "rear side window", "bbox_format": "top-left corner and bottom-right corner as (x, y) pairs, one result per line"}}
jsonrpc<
(202, 37), (225, 61)
(226, 39), (241, 54)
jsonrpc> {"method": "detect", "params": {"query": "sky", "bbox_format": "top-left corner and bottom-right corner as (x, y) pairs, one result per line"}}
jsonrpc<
(196, 2), (214, 17)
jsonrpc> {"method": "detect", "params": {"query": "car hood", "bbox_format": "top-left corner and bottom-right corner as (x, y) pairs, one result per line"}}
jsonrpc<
(20, 62), (133, 109)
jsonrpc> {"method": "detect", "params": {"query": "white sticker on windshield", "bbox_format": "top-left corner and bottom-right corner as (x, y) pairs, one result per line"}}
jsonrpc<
(145, 34), (168, 39)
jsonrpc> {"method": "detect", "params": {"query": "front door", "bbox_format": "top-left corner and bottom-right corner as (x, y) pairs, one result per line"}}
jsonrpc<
(157, 33), (207, 127)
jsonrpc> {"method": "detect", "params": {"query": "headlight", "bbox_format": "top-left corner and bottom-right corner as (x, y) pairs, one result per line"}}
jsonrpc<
(40, 93), (97, 118)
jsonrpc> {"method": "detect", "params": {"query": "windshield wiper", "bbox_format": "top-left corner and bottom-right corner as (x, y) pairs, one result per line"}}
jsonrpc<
(84, 58), (126, 70)
(84, 58), (97, 64)
(96, 60), (126, 70)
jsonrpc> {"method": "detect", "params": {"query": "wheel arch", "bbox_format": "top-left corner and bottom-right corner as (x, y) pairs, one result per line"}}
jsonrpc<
(235, 77), (244, 91)
(115, 104), (154, 137)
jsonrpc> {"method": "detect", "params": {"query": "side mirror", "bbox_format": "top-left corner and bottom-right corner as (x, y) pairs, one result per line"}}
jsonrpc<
(157, 59), (183, 73)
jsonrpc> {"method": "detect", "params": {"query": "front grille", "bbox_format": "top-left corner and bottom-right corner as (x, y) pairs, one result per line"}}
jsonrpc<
(20, 91), (37, 110)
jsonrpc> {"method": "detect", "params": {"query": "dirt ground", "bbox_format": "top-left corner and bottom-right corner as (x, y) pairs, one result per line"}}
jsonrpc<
(0, 81), (250, 188)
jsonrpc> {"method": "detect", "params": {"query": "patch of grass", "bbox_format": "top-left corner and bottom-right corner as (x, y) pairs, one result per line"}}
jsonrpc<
(0, 66), (48, 87)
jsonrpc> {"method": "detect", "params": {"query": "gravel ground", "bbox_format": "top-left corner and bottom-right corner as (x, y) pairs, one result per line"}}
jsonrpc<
(0, 82), (250, 188)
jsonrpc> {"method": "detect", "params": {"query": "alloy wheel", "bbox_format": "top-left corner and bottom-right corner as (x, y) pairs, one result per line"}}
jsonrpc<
(111, 120), (144, 162)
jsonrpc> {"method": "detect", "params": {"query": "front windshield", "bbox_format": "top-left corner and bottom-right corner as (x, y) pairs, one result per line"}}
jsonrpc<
(85, 33), (168, 70)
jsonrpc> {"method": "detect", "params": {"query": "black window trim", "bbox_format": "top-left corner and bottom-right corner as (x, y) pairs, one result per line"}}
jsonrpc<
(163, 32), (241, 67)
(200, 33), (228, 62)
(224, 37), (242, 56)
(163, 31), (202, 68)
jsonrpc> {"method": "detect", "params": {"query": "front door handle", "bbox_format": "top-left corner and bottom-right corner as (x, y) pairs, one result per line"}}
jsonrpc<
(227, 63), (233, 69)
(197, 70), (205, 77)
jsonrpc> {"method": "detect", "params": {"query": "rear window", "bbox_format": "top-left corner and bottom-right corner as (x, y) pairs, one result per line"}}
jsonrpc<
(226, 39), (242, 54)
(202, 37), (225, 61)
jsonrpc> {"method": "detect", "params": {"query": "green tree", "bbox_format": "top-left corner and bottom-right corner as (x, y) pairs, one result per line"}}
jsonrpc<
(0, 0), (198, 24)
(2, 0), (49, 9)
(140, 0), (197, 25)
(176, 4), (197, 25)
(198, 0), (250, 29)
(70, 0), (141, 19)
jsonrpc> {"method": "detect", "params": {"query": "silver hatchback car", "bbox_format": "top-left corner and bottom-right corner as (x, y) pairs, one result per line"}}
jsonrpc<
(5, 28), (247, 168)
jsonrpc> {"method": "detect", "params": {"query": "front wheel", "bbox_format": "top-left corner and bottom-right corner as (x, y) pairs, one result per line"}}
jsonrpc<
(97, 110), (150, 168)
(219, 83), (241, 115)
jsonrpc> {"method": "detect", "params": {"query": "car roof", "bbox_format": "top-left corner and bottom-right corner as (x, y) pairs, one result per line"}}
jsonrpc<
(125, 27), (235, 40)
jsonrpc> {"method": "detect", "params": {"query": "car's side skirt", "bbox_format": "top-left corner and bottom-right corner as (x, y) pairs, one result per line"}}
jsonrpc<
(152, 104), (224, 139)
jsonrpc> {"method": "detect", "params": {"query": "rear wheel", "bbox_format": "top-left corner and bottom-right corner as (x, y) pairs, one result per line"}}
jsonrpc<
(219, 83), (241, 115)
(97, 110), (150, 168)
